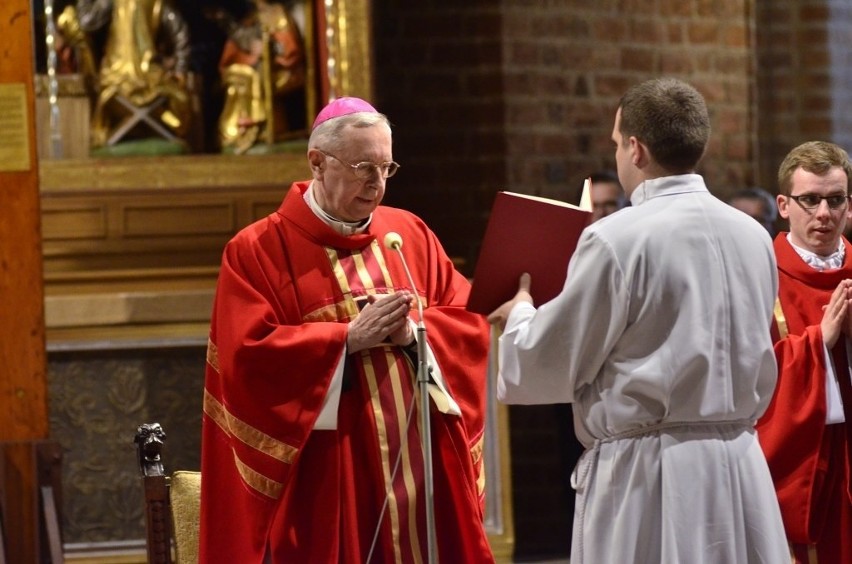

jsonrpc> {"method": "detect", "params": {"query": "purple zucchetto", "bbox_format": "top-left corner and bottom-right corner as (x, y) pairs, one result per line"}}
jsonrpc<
(312, 97), (379, 130)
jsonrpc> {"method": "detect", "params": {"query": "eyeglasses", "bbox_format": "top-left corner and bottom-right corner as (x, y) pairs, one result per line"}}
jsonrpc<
(319, 150), (400, 179)
(788, 193), (850, 211)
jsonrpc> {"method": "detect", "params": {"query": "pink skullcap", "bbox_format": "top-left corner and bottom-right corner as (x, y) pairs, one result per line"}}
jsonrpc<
(312, 96), (378, 129)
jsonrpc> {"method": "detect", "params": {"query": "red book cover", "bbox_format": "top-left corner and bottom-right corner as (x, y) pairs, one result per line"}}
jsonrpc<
(466, 189), (592, 315)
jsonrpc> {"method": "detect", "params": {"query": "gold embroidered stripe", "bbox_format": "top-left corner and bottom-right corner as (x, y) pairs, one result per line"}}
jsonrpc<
(353, 245), (378, 292)
(234, 453), (283, 499)
(203, 389), (298, 464)
(303, 301), (355, 323)
(774, 297), (788, 339)
(327, 248), (355, 298)
(372, 239), (397, 289)
(386, 349), (423, 562)
(362, 353), (404, 564)
(207, 338), (220, 374)
(470, 434), (484, 465)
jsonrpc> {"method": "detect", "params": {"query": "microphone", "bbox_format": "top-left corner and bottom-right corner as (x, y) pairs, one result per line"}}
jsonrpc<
(384, 232), (424, 327)
(381, 238), (437, 564)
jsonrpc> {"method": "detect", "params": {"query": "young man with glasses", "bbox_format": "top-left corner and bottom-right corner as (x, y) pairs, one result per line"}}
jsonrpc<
(757, 140), (852, 563)
(199, 97), (494, 563)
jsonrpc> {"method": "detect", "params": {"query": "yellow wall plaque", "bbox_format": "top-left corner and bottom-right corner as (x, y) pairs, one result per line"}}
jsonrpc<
(0, 83), (31, 172)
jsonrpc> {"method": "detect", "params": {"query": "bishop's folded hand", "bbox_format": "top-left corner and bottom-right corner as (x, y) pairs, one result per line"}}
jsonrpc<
(347, 291), (413, 353)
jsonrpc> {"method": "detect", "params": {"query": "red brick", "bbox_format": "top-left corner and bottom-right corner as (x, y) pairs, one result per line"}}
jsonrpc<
(630, 19), (666, 43)
(660, 0), (692, 17)
(621, 47), (656, 72)
(688, 21), (721, 44)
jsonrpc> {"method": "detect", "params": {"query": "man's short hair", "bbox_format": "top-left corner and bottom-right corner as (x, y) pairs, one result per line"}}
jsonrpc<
(777, 140), (852, 196)
(308, 112), (391, 153)
(618, 77), (710, 173)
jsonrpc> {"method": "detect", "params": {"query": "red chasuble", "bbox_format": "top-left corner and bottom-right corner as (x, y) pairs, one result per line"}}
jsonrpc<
(199, 181), (494, 563)
(756, 233), (852, 563)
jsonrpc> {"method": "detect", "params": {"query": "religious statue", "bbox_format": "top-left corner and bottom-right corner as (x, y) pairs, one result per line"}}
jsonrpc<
(55, 4), (98, 78)
(216, 0), (306, 153)
(74, 0), (192, 148)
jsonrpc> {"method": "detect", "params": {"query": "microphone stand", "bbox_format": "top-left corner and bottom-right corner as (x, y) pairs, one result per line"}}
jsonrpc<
(390, 235), (438, 564)
(414, 316), (438, 564)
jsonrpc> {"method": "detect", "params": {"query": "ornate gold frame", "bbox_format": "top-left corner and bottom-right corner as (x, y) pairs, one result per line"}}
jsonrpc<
(323, 0), (373, 100)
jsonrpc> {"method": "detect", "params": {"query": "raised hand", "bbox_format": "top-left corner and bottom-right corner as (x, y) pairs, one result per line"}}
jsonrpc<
(841, 279), (852, 340)
(821, 279), (852, 349)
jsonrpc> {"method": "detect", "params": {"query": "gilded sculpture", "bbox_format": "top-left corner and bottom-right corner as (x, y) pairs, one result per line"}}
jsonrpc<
(72, 0), (192, 149)
(214, 0), (306, 153)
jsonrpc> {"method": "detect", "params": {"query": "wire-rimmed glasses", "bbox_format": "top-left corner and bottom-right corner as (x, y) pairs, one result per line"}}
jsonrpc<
(319, 150), (400, 179)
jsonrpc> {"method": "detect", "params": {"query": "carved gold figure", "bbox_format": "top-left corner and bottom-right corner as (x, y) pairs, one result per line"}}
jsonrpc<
(217, 0), (306, 154)
(75, 0), (191, 148)
(56, 5), (98, 78)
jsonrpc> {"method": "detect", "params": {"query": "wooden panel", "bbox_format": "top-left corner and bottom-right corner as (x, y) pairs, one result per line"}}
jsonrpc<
(122, 203), (235, 237)
(39, 152), (309, 192)
(38, 156), (302, 342)
(251, 199), (284, 222)
(42, 205), (107, 240)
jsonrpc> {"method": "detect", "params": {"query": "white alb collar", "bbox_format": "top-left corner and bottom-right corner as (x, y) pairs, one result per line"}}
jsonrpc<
(787, 233), (845, 271)
(305, 182), (372, 236)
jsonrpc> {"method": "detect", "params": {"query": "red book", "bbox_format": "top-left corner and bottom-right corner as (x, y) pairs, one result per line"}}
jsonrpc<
(466, 187), (592, 315)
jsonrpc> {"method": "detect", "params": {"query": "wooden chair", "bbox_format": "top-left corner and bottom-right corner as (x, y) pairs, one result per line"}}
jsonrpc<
(135, 423), (201, 564)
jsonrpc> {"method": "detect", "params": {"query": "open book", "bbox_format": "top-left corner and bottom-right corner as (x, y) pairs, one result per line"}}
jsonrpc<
(466, 180), (592, 315)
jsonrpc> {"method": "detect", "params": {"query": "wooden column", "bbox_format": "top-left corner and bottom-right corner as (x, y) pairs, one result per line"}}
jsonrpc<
(0, 1), (50, 563)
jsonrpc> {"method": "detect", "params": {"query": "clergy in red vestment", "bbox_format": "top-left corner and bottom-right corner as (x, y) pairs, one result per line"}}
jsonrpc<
(199, 97), (495, 563)
(757, 140), (852, 563)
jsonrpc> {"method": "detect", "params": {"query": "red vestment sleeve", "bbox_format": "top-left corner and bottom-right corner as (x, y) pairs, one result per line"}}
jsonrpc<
(200, 228), (351, 561)
(757, 325), (828, 542)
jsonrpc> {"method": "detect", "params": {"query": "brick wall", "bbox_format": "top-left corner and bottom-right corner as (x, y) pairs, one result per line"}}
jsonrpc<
(372, 0), (507, 275)
(754, 0), (852, 191)
(372, 0), (844, 559)
(503, 0), (758, 205)
(373, 0), (768, 264)
(829, 1), (852, 151)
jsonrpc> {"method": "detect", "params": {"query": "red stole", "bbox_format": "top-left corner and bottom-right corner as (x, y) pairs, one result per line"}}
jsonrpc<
(329, 243), (428, 563)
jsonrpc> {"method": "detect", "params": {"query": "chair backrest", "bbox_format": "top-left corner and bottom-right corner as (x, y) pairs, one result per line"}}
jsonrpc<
(170, 471), (201, 564)
(134, 423), (201, 564)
